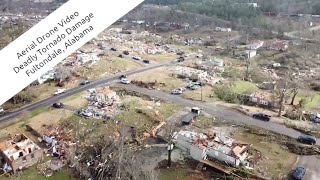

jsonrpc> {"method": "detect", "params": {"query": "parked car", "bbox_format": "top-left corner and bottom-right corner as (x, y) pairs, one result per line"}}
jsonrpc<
(120, 78), (131, 84)
(143, 60), (150, 64)
(53, 89), (66, 95)
(191, 107), (202, 115)
(171, 89), (183, 95)
(252, 113), (271, 121)
(132, 56), (141, 60)
(292, 167), (306, 180)
(0, 107), (4, 114)
(123, 50), (129, 55)
(177, 56), (185, 62)
(80, 80), (91, 85)
(190, 85), (201, 90)
(310, 114), (320, 123)
(52, 102), (64, 109)
(110, 47), (117, 51)
(297, 135), (316, 145)
(119, 75), (128, 79)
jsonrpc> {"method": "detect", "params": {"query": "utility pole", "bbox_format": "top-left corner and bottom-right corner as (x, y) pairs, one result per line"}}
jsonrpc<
(245, 34), (251, 81)
(201, 86), (203, 101)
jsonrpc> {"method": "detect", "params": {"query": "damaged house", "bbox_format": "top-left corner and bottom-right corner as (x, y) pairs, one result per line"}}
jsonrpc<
(80, 87), (121, 119)
(0, 134), (43, 174)
(174, 130), (253, 169)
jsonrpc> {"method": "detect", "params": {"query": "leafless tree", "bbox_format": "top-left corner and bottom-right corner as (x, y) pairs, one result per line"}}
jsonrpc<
(54, 65), (72, 83)
(165, 115), (180, 167)
(70, 127), (158, 180)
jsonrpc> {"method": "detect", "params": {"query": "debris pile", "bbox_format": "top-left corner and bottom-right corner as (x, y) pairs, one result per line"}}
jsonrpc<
(80, 87), (121, 119)
(131, 80), (166, 89)
(37, 159), (66, 177)
(41, 125), (74, 160)
(172, 66), (223, 86)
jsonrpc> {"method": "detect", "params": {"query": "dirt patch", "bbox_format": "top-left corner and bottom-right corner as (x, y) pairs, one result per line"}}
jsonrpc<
(61, 92), (88, 109)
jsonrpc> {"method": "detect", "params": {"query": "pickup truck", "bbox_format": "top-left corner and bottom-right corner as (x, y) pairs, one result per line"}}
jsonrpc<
(54, 89), (66, 95)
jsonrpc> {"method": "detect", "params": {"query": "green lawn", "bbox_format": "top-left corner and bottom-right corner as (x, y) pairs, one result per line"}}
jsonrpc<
(293, 92), (320, 110)
(159, 168), (188, 180)
(30, 107), (50, 117)
(231, 81), (258, 94)
(0, 166), (72, 180)
(115, 96), (182, 135)
(234, 129), (297, 178)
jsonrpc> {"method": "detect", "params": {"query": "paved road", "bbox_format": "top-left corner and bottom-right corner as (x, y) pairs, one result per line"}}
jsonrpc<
(113, 84), (320, 146)
(294, 156), (320, 180)
(0, 63), (167, 123)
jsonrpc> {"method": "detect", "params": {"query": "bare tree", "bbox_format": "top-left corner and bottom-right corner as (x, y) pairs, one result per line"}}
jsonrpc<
(165, 115), (180, 167)
(70, 126), (158, 180)
(54, 65), (72, 83)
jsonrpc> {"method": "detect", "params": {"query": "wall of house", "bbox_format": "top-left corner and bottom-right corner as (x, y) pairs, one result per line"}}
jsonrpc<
(206, 148), (239, 167)
(11, 148), (43, 173)
(239, 152), (249, 162)
(4, 144), (37, 161)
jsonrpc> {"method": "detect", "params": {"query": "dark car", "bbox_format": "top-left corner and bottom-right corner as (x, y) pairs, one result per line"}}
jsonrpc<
(52, 102), (64, 109)
(177, 56), (185, 62)
(292, 167), (306, 180)
(310, 114), (320, 123)
(297, 135), (316, 145)
(123, 50), (129, 55)
(110, 47), (117, 51)
(143, 60), (150, 64)
(119, 75), (128, 79)
(80, 80), (91, 85)
(252, 113), (271, 121)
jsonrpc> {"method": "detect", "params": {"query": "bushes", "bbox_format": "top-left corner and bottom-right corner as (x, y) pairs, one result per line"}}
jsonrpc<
(214, 85), (241, 103)
(310, 82), (320, 91)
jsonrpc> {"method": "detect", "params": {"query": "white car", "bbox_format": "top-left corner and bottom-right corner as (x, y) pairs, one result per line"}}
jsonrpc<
(132, 56), (141, 60)
(54, 89), (66, 95)
(120, 78), (131, 84)
(171, 89), (183, 95)
(0, 107), (4, 114)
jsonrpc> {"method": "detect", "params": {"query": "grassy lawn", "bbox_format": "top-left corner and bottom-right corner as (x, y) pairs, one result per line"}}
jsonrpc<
(30, 107), (50, 117)
(293, 92), (320, 110)
(130, 67), (186, 92)
(159, 168), (188, 180)
(78, 56), (142, 79)
(193, 115), (216, 129)
(138, 53), (176, 63)
(115, 96), (182, 135)
(0, 166), (73, 180)
(231, 81), (258, 94)
(234, 129), (297, 178)
(60, 92), (87, 109)
(182, 86), (217, 102)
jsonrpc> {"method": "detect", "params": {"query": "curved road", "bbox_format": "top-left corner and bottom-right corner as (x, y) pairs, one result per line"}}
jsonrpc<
(114, 84), (320, 146)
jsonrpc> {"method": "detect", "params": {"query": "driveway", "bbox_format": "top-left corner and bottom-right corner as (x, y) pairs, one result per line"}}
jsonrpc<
(294, 156), (320, 180)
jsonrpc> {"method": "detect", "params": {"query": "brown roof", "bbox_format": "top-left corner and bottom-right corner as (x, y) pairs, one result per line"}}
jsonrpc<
(0, 141), (10, 152)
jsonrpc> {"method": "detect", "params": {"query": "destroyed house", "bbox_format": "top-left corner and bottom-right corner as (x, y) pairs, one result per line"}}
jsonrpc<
(175, 131), (252, 168)
(0, 134), (42, 174)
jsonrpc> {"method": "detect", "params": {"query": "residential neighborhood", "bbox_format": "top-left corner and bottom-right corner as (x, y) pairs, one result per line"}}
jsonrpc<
(0, 0), (320, 180)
